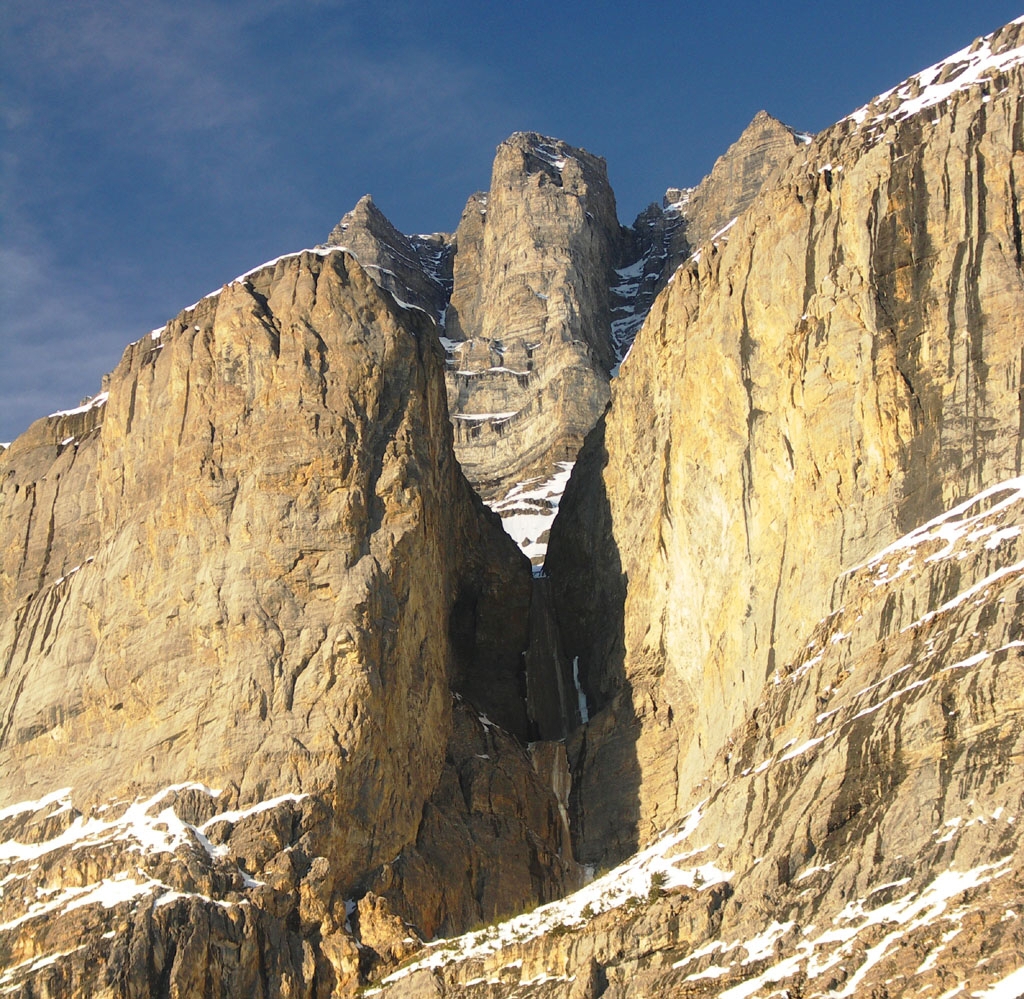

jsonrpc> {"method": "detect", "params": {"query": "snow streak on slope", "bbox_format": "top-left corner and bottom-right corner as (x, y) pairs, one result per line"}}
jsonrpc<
(608, 191), (690, 366)
(377, 802), (729, 988)
(846, 15), (1024, 130)
(0, 784), (309, 934)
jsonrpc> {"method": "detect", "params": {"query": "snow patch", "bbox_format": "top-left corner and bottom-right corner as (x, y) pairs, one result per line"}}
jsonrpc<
(381, 803), (719, 985)
(48, 392), (108, 419)
(488, 461), (575, 566)
(844, 18), (1024, 132)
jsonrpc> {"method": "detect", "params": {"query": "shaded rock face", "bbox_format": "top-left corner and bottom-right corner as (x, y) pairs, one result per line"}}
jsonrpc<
(321, 194), (454, 325)
(442, 132), (622, 501)
(549, 18), (1024, 873)
(0, 249), (576, 994)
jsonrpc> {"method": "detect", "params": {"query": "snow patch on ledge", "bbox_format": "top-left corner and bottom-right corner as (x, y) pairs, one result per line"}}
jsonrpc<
(48, 391), (108, 420)
(488, 461), (575, 568)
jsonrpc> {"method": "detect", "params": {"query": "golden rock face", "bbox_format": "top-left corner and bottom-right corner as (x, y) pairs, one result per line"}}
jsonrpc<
(549, 15), (1024, 880)
(0, 248), (578, 992)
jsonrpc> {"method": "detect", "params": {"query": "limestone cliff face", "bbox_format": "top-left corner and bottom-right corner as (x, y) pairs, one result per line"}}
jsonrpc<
(549, 17), (1024, 869)
(8, 16), (1024, 998)
(0, 249), (576, 995)
(443, 132), (622, 500)
(677, 109), (808, 251)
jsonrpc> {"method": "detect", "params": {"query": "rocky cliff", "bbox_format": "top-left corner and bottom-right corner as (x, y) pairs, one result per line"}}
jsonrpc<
(5, 14), (1024, 999)
(321, 195), (453, 325)
(609, 111), (807, 360)
(315, 122), (803, 570)
(0, 249), (576, 995)
(442, 133), (621, 509)
(549, 14), (1024, 874)
(374, 471), (1024, 998)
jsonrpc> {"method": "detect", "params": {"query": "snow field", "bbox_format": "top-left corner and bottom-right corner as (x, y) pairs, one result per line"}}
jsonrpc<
(488, 461), (575, 567)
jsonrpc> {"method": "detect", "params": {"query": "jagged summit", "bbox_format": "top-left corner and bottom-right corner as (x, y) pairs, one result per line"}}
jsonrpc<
(320, 193), (454, 322)
(498, 131), (609, 184)
(609, 108), (807, 359)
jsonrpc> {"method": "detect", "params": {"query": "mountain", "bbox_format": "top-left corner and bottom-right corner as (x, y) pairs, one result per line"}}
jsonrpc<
(3, 14), (1024, 999)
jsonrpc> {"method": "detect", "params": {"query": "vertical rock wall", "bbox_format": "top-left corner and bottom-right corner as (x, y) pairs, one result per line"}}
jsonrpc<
(442, 132), (622, 500)
(0, 249), (577, 994)
(550, 29), (1024, 867)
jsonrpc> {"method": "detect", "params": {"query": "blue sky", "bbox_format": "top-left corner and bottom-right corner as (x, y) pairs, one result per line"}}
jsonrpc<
(3, 1), (1022, 441)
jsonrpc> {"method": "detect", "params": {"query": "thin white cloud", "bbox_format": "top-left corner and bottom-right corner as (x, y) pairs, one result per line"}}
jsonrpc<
(7, 0), (267, 135)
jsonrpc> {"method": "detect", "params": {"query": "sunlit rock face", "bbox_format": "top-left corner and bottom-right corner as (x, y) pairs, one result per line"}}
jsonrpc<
(374, 473), (1024, 999)
(549, 16), (1024, 875)
(6, 15), (1024, 999)
(611, 110), (808, 359)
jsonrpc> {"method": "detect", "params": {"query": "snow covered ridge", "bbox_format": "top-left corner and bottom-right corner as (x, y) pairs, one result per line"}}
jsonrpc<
(0, 782), (306, 864)
(683, 860), (1015, 999)
(0, 783), (309, 931)
(845, 15), (1024, 130)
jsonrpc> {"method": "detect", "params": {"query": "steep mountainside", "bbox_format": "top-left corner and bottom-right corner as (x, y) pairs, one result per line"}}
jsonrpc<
(4, 15), (1024, 999)
(549, 13), (1024, 873)
(320, 124), (805, 569)
(610, 111), (807, 359)
(442, 132), (621, 505)
(0, 250), (576, 995)
(375, 473), (1024, 998)
(321, 195), (453, 325)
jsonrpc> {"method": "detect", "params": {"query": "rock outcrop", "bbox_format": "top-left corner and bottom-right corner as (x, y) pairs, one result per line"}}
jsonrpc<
(610, 111), (808, 359)
(321, 195), (453, 324)
(549, 13), (1024, 875)
(442, 132), (622, 503)
(0, 248), (575, 995)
